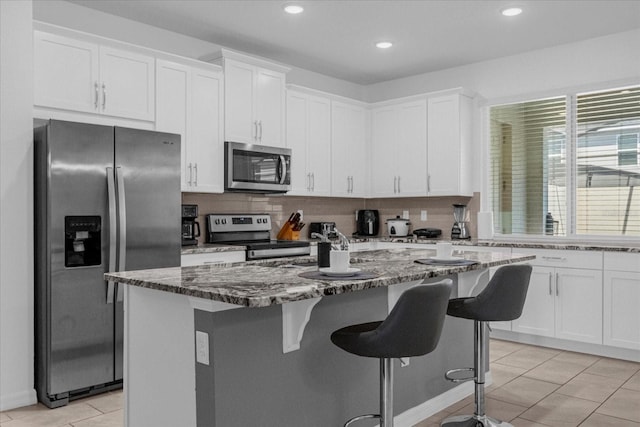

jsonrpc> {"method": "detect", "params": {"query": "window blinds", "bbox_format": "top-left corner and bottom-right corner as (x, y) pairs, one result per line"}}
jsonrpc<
(490, 97), (567, 236)
(489, 86), (640, 238)
(575, 87), (640, 236)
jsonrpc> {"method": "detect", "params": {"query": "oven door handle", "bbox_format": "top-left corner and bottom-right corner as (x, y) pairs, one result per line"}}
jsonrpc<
(278, 155), (287, 185)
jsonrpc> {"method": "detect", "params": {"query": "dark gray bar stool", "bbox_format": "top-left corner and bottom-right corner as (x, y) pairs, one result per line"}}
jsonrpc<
(441, 264), (532, 427)
(331, 279), (453, 427)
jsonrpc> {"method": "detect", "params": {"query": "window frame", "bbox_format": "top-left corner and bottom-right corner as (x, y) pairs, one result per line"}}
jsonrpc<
(482, 83), (640, 244)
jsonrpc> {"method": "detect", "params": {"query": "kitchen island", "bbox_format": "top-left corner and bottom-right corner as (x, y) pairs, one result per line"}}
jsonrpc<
(106, 248), (534, 427)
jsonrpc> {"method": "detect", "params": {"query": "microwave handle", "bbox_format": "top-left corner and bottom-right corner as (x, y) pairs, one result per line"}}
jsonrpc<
(278, 155), (287, 184)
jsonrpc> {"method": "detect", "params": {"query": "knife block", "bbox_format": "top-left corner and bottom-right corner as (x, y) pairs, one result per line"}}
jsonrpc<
(277, 223), (300, 240)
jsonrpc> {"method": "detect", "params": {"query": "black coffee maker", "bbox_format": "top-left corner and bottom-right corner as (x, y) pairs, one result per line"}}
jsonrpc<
(355, 209), (380, 236)
(181, 204), (200, 246)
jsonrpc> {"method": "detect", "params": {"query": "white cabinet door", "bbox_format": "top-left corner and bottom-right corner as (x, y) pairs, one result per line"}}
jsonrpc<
(331, 101), (368, 197)
(224, 59), (256, 144)
(555, 268), (602, 344)
(156, 60), (190, 189)
(603, 270), (640, 350)
(223, 58), (286, 146)
(156, 60), (223, 193)
(512, 266), (556, 337)
(306, 95), (331, 195)
(286, 91), (309, 194)
(255, 68), (286, 147)
(285, 90), (330, 196)
(396, 100), (427, 196)
(427, 93), (472, 196)
(34, 31), (155, 121)
(189, 68), (224, 193)
(371, 106), (399, 197)
(370, 99), (427, 197)
(34, 31), (99, 113)
(99, 47), (155, 121)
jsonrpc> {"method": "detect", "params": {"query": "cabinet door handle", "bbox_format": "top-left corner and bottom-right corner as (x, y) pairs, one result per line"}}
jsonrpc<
(350, 176), (353, 193)
(427, 174), (431, 192)
(398, 176), (401, 193)
(102, 83), (107, 109)
(94, 82), (99, 109)
(188, 163), (193, 186)
(394, 176), (397, 194)
(194, 163), (198, 186)
(306, 173), (310, 191)
(556, 273), (559, 296)
(548, 272), (553, 295)
(253, 121), (258, 141)
(311, 172), (315, 192)
(258, 120), (263, 141)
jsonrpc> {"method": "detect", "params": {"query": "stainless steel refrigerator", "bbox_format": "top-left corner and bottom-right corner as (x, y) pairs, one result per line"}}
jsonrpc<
(34, 119), (181, 408)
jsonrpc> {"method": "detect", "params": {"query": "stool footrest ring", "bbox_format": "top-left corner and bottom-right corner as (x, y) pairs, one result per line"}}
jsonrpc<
(344, 413), (380, 427)
(445, 368), (475, 383)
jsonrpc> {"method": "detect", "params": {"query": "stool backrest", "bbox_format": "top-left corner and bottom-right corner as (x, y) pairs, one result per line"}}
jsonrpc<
(474, 264), (532, 321)
(375, 280), (453, 358)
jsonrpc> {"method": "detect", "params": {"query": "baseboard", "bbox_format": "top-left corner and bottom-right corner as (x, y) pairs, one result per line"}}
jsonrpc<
(491, 330), (640, 362)
(0, 388), (37, 412)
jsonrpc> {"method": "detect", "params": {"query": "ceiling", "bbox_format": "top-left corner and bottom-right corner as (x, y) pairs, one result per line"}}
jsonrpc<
(66, 0), (640, 85)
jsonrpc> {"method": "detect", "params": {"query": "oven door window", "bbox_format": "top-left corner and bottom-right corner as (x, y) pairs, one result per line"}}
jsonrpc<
(232, 150), (290, 185)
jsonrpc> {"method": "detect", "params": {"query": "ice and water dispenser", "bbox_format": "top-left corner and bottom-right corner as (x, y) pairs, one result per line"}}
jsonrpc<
(64, 216), (101, 267)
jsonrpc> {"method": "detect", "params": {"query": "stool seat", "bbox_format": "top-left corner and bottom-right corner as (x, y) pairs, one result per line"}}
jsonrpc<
(331, 279), (453, 427)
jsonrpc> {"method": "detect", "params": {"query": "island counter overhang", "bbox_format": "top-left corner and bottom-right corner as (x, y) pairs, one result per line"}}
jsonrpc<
(105, 248), (535, 427)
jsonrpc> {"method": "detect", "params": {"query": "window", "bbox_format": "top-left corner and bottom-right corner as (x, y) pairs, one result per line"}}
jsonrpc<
(489, 86), (640, 238)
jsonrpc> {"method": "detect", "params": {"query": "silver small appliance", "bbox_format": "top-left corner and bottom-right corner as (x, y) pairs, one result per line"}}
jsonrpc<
(451, 204), (471, 240)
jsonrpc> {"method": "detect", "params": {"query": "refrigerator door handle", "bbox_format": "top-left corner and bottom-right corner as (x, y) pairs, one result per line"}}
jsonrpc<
(106, 167), (117, 304)
(116, 166), (127, 274)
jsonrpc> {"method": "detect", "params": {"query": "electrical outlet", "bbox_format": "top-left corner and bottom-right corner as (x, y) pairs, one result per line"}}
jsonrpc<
(421, 210), (428, 221)
(402, 210), (409, 219)
(195, 331), (209, 365)
(297, 209), (303, 221)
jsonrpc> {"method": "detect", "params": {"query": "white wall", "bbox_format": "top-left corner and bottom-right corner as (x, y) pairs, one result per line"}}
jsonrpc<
(0, 0), (36, 411)
(365, 29), (640, 103)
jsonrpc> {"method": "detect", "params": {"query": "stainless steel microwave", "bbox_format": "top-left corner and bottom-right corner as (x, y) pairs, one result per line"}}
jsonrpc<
(224, 141), (292, 193)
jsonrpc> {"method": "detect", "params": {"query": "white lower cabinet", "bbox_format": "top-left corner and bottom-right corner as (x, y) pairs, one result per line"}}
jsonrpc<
(512, 250), (603, 345)
(603, 253), (640, 350)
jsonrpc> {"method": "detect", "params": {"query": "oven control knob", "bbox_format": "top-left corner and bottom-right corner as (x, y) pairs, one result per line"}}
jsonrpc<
(257, 218), (263, 223)
(214, 219), (220, 225)
(222, 219), (227, 224)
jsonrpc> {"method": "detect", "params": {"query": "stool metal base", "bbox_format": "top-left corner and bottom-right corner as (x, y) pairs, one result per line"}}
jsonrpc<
(344, 414), (380, 427)
(441, 414), (513, 427)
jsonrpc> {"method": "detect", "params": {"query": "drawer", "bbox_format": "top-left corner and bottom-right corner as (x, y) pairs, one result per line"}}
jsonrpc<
(181, 251), (245, 266)
(515, 248), (603, 270)
(603, 252), (640, 273)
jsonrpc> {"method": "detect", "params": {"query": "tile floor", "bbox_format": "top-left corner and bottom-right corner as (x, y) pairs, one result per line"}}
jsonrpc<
(1, 340), (638, 426)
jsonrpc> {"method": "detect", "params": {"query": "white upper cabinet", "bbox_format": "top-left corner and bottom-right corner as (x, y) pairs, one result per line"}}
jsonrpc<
(214, 50), (289, 147)
(331, 100), (368, 197)
(427, 92), (473, 196)
(286, 89), (331, 196)
(156, 59), (224, 193)
(371, 99), (428, 197)
(34, 31), (155, 121)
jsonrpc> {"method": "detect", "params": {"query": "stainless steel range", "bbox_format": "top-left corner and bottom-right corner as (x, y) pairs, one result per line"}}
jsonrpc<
(205, 213), (310, 260)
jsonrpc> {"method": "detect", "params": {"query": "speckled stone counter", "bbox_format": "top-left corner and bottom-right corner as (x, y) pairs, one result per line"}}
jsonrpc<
(106, 248), (535, 307)
(180, 237), (639, 255)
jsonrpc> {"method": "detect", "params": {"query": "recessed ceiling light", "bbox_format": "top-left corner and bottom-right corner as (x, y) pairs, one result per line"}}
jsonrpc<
(376, 41), (393, 49)
(283, 4), (304, 14)
(501, 7), (523, 17)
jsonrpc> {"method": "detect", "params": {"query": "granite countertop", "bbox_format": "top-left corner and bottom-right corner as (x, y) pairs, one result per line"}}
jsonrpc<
(181, 237), (639, 255)
(106, 248), (535, 308)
